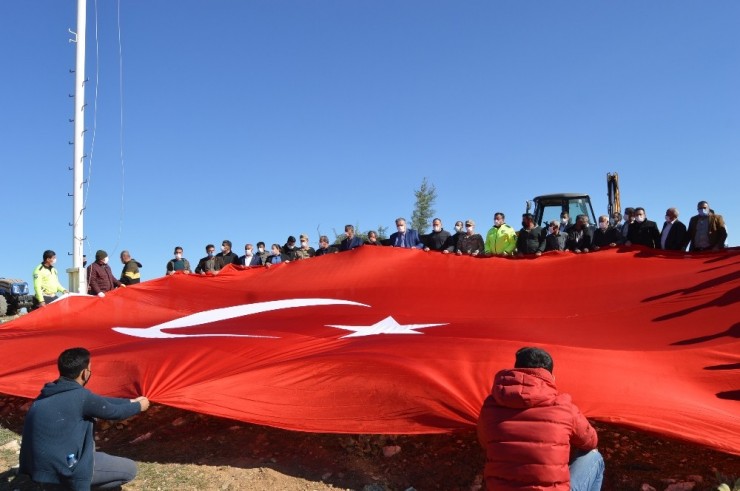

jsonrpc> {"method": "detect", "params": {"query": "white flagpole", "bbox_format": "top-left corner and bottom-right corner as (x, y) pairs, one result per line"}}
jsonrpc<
(68, 0), (87, 294)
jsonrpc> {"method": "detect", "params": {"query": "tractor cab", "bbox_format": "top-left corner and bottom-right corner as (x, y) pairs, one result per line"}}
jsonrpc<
(527, 193), (597, 231)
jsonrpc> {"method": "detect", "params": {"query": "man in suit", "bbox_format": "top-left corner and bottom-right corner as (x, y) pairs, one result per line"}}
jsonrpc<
(660, 208), (687, 251)
(626, 207), (661, 249)
(389, 217), (424, 249)
(239, 243), (262, 266)
(684, 201), (728, 251)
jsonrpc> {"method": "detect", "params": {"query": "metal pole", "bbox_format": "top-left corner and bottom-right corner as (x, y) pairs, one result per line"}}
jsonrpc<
(68, 0), (87, 294)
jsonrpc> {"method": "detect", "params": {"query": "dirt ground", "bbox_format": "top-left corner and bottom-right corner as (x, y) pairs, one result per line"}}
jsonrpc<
(0, 395), (738, 491)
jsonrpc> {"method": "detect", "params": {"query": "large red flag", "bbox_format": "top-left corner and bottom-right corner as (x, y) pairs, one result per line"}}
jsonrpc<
(0, 247), (738, 455)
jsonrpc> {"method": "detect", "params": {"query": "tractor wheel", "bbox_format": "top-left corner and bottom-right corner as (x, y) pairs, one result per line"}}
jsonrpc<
(0, 296), (8, 317)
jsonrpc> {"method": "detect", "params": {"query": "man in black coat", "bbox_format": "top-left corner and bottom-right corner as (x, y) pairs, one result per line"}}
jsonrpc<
(660, 207), (688, 251)
(626, 207), (661, 249)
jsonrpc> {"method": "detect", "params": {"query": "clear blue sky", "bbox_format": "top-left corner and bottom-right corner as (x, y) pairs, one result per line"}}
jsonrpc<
(2, 1), (738, 286)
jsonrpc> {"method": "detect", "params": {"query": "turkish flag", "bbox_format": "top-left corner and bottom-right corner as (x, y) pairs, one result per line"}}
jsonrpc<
(0, 247), (738, 455)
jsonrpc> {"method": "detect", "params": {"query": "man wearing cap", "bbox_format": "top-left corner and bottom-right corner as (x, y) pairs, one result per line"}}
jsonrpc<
(215, 240), (239, 271)
(456, 220), (485, 256)
(281, 236), (301, 261)
(294, 234), (316, 260)
(87, 250), (123, 297)
(389, 218), (424, 249)
(32, 250), (68, 308)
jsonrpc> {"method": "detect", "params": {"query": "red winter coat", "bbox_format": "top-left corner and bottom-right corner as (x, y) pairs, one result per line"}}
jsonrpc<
(477, 368), (598, 490)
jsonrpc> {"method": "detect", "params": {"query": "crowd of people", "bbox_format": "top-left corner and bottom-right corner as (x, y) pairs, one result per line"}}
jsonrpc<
(30, 200), (727, 304)
(19, 199), (729, 489)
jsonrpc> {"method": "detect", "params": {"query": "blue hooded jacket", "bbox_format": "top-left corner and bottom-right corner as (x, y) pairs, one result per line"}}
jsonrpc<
(19, 377), (141, 490)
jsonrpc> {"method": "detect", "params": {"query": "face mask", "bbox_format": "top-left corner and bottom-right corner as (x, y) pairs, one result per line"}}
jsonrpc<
(207, 252), (214, 258)
(175, 253), (182, 260)
(82, 369), (91, 387)
(599, 222), (608, 230)
(102, 257), (109, 264)
(494, 219), (503, 227)
(221, 246), (227, 252)
(609, 218), (616, 226)
(397, 226), (405, 233)
(245, 250), (253, 256)
(454, 225), (462, 232)
(51, 258), (57, 265)
(561, 219), (568, 225)
(258, 247), (265, 253)
(300, 241), (308, 247)
(665, 216), (672, 223)
(635, 216), (645, 223)
(466, 226), (473, 233)
(698, 208), (708, 216)
(433, 225), (441, 233)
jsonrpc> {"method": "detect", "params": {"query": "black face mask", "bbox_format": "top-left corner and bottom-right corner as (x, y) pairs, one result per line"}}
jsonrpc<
(82, 369), (91, 387)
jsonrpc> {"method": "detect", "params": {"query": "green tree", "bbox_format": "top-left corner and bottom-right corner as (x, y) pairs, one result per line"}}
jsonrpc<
(410, 177), (437, 234)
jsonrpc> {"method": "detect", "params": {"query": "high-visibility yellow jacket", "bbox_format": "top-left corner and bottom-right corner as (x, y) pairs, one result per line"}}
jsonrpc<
(32, 264), (66, 301)
(485, 224), (517, 255)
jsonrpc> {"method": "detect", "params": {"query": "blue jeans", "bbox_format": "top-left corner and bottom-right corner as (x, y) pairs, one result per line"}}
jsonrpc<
(569, 449), (604, 491)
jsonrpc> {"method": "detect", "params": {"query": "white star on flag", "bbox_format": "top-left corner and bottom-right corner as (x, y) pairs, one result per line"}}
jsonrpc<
(327, 316), (447, 338)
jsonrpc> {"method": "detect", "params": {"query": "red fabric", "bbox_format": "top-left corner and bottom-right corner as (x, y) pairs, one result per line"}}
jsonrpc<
(0, 247), (737, 455)
(477, 368), (597, 490)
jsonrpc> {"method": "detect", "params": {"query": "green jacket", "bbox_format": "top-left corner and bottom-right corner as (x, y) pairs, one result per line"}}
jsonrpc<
(32, 264), (65, 301)
(485, 224), (517, 255)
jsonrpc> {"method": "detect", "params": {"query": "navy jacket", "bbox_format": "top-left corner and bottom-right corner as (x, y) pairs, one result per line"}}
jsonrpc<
(19, 378), (142, 490)
(389, 229), (424, 249)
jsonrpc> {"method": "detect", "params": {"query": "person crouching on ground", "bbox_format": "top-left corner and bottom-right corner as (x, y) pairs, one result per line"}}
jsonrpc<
(477, 347), (604, 490)
(19, 347), (150, 490)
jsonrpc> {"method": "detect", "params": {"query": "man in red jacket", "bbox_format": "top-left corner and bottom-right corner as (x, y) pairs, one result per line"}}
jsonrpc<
(477, 347), (604, 490)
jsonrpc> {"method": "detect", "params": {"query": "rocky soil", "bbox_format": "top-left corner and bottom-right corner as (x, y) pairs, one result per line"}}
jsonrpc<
(0, 396), (738, 491)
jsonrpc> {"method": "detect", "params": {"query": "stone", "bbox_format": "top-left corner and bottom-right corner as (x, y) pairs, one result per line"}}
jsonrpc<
(382, 445), (401, 457)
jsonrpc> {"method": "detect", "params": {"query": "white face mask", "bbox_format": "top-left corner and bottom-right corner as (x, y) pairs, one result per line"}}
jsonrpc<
(300, 241), (308, 248)
(51, 258), (57, 265)
(175, 253), (182, 260)
(454, 225), (462, 232)
(245, 250), (253, 256)
(221, 246), (227, 252)
(258, 247), (265, 253)
(433, 225), (441, 233)
(397, 225), (406, 233)
(635, 215), (646, 223)
(698, 208), (709, 216)
(466, 226), (474, 233)
(598, 222), (608, 230)
(103, 257), (109, 264)
(494, 219), (503, 227)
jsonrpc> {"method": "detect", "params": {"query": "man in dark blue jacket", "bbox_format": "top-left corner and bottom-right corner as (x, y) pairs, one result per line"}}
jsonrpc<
(19, 347), (149, 490)
(389, 217), (424, 249)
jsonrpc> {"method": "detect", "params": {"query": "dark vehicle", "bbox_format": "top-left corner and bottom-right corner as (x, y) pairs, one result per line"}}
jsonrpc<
(527, 193), (597, 230)
(0, 278), (34, 316)
(525, 172), (621, 230)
